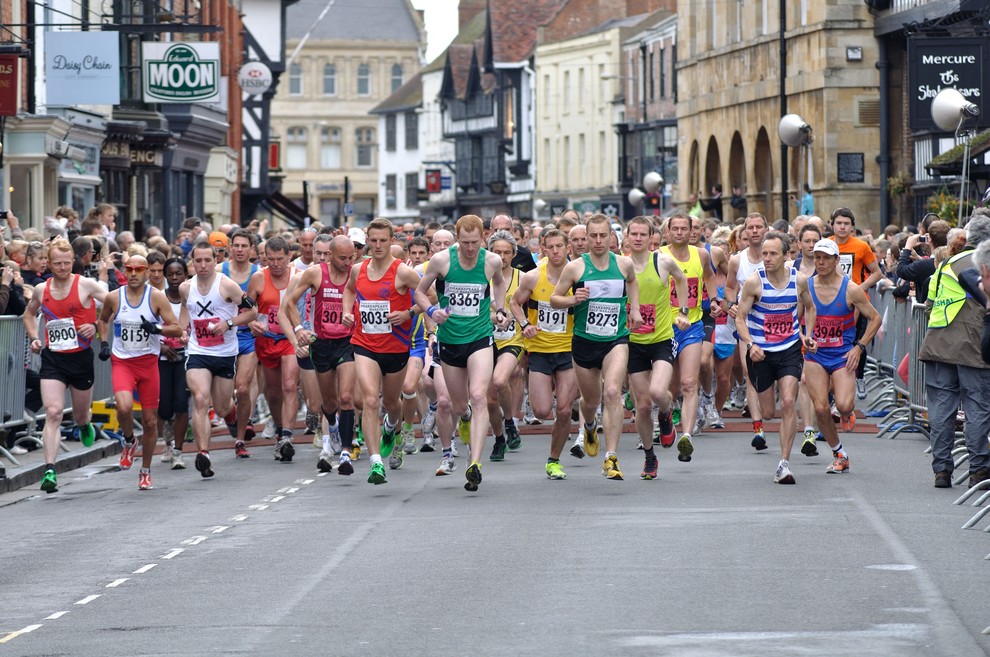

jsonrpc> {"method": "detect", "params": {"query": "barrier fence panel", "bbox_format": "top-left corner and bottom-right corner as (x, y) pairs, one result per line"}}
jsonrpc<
(0, 316), (27, 427)
(885, 302), (931, 440)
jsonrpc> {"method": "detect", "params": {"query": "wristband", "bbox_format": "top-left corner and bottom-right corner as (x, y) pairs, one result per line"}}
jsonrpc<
(855, 341), (867, 353)
(426, 304), (438, 318)
(293, 324), (304, 334)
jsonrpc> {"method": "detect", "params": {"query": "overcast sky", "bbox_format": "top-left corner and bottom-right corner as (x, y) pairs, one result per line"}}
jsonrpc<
(411, 0), (459, 62)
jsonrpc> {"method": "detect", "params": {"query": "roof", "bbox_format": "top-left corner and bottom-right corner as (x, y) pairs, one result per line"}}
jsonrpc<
(286, 0), (423, 42)
(369, 70), (424, 114)
(489, 0), (567, 63)
(421, 8), (488, 76)
(927, 128), (990, 175)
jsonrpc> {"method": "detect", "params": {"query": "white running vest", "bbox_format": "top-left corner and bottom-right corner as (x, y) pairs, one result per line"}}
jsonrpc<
(187, 275), (238, 357)
(111, 284), (161, 358)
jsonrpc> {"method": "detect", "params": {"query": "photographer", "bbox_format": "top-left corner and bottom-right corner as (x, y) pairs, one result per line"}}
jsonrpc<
(0, 261), (27, 315)
(897, 219), (950, 303)
(71, 236), (113, 288)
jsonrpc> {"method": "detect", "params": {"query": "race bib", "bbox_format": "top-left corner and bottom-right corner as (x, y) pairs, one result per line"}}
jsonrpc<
(265, 304), (283, 334)
(319, 298), (343, 327)
(670, 276), (700, 308)
(586, 300), (620, 337)
(359, 300), (391, 334)
(838, 253), (853, 278)
(537, 301), (566, 333)
(446, 283), (486, 317)
(493, 317), (516, 342)
(117, 320), (151, 350)
(46, 318), (79, 352)
(632, 303), (656, 334)
(763, 313), (794, 344)
(192, 318), (224, 347)
(813, 315), (845, 348)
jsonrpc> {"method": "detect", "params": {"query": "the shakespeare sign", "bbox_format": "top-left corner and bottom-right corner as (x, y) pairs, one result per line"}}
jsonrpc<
(908, 36), (988, 131)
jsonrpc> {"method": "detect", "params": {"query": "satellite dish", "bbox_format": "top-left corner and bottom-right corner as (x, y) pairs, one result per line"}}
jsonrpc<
(628, 188), (645, 206)
(778, 114), (813, 147)
(643, 172), (663, 194)
(931, 88), (980, 132)
(533, 199), (546, 213)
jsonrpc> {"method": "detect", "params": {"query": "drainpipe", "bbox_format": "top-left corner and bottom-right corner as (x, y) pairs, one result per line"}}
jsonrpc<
(779, 0), (788, 224)
(877, 38), (890, 228)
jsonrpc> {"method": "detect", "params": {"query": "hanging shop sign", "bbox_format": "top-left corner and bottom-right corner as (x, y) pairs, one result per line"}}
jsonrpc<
(142, 42), (221, 103)
(45, 31), (120, 105)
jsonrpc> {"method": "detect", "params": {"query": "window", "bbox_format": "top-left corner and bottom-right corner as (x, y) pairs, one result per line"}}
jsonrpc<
(391, 64), (403, 92)
(323, 64), (336, 96)
(356, 127), (375, 167)
(385, 174), (397, 210)
(404, 112), (418, 150)
(482, 135), (501, 184)
(563, 70), (570, 110)
(578, 68), (585, 113)
(320, 127), (341, 169)
(357, 63), (370, 96)
(543, 74), (550, 117)
(385, 115), (396, 152)
(649, 50), (655, 101)
(286, 127), (308, 169)
(659, 48), (665, 98)
(503, 87), (515, 141)
(289, 63), (302, 96)
(578, 134), (586, 188)
(405, 172), (418, 209)
(456, 139), (474, 187)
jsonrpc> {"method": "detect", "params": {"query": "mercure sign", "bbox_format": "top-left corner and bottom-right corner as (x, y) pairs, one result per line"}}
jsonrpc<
(142, 42), (221, 103)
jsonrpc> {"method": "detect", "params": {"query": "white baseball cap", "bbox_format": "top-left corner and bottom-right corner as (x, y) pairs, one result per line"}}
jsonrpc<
(348, 227), (366, 246)
(813, 238), (839, 257)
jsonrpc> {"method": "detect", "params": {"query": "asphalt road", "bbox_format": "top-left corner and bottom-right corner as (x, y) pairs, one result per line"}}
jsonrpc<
(1, 423), (988, 656)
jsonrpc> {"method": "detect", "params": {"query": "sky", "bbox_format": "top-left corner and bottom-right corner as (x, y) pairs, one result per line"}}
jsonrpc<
(411, 0), (459, 62)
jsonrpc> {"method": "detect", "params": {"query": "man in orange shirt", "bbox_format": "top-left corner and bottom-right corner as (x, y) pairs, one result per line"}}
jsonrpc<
(829, 207), (882, 398)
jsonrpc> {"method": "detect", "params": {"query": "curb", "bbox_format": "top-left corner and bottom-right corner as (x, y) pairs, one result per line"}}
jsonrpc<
(0, 439), (123, 494)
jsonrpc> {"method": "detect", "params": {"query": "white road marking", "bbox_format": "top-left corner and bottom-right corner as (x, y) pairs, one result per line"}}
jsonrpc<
(277, 487), (299, 494)
(248, 504), (269, 511)
(865, 563), (917, 571)
(182, 536), (208, 545)
(296, 479), (314, 485)
(317, 472), (329, 477)
(264, 495), (285, 503)
(161, 548), (184, 560)
(106, 578), (129, 588)
(75, 595), (100, 605)
(230, 514), (248, 522)
(210, 526), (229, 534)
(0, 624), (42, 644)
(44, 612), (68, 620)
(133, 564), (157, 574)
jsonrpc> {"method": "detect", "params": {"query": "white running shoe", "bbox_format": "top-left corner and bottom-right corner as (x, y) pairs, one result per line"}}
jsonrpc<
(327, 424), (342, 454)
(262, 418), (277, 440)
(401, 427), (417, 454)
(421, 407), (437, 436)
(449, 439), (459, 458)
(436, 456), (455, 476)
(161, 440), (174, 464)
(774, 461), (796, 485)
(171, 452), (186, 470)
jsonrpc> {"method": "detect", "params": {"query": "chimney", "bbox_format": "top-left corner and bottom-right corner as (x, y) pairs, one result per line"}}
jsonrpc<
(459, 0), (487, 31)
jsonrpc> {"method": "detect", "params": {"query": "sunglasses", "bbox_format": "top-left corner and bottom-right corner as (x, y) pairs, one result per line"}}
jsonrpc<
(125, 265), (148, 273)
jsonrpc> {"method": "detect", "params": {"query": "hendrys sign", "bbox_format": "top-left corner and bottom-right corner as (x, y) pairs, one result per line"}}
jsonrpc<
(908, 36), (988, 131)
(45, 32), (120, 105)
(142, 42), (220, 103)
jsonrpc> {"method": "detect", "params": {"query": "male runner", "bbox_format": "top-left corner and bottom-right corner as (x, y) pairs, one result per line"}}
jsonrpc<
(625, 217), (690, 479)
(690, 215), (728, 431)
(343, 218), (422, 485)
(803, 239), (880, 474)
(220, 228), (259, 446)
(794, 223), (824, 456)
(97, 255), (182, 490)
(23, 238), (108, 493)
(398, 236), (432, 458)
(551, 214), (642, 480)
(292, 228), (323, 436)
(179, 242), (258, 478)
(282, 234), (358, 474)
(416, 215), (508, 491)
(735, 232), (818, 485)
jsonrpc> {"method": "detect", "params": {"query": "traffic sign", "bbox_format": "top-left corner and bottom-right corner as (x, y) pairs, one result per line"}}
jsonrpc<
(343, 203), (354, 216)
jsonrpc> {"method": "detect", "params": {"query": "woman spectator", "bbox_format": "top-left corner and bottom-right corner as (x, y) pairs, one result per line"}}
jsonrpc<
(21, 241), (50, 287)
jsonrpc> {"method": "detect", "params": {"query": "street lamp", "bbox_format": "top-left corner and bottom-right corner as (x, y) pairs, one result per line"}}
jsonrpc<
(628, 172), (663, 215)
(931, 88), (980, 226)
(778, 114), (813, 220)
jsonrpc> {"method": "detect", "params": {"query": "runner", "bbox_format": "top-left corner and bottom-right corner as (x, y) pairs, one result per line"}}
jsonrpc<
(734, 231), (818, 485)
(415, 215), (509, 491)
(158, 257), (191, 471)
(281, 234), (358, 475)
(220, 228), (260, 446)
(343, 218), (422, 485)
(690, 215), (729, 432)
(292, 228), (323, 437)
(178, 242), (258, 478)
(398, 236), (432, 459)
(803, 239), (881, 474)
(97, 255), (182, 490)
(550, 214), (642, 480)
(660, 211), (722, 463)
(23, 238), (108, 493)
(794, 223), (824, 456)
(625, 217), (691, 479)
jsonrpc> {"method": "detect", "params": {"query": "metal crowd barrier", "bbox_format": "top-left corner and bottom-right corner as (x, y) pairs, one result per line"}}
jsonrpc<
(883, 302), (930, 440)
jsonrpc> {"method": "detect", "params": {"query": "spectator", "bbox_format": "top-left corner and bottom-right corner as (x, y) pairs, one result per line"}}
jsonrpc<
(729, 185), (748, 219)
(919, 216), (990, 489)
(116, 230), (135, 252)
(0, 260), (26, 315)
(54, 205), (79, 231)
(699, 184), (724, 222)
(791, 183), (814, 215)
(21, 241), (50, 287)
(897, 219), (950, 303)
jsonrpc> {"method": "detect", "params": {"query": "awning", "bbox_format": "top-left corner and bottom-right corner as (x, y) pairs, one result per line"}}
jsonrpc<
(927, 128), (990, 176)
(260, 191), (311, 229)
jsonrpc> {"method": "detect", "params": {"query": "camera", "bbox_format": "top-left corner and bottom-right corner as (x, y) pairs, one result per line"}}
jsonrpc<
(918, 235), (928, 243)
(0, 210), (8, 221)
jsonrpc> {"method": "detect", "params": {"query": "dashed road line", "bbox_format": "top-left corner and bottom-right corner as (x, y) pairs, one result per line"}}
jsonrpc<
(264, 495), (285, 503)
(106, 578), (129, 588)
(161, 548), (184, 560)
(133, 564), (157, 574)
(44, 612), (68, 620)
(0, 624), (42, 644)
(248, 504), (269, 511)
(75, 595), (100, 605)
(296, 479), (314, 485)
(182, 536), (208, 546)
(277, 487), (299, 494)
(210, 526), (229, 534)
(230, 514), (248, 522)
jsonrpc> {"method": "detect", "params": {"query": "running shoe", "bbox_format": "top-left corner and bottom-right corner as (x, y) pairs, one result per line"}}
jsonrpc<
(421, 406), (437, 437)
(505, 422), (521, 450)
(209, 408), (223, 427)
(79, 422), (96, 448)
(262, 418), (277, 440)
(840, 414), (857, 433)
(380, 426), (397, 459)
(524, 408), (542, 425)
(355, 425), (365, 446)
(671, 407), (681, 428)
(800, 430), (819, 457)
(641, 453), (659, 480)
(774, 461), (796, 484)
(490, 442), (507, 462)
(235, 441), (251, 459)
(624, 391), (634, 411)
(368, 461), (387, 485)
(244, 424), (256, 441)
(694, 402), (707, 435)
(436, 455), (455, 476)
(856, 378), (867, 400)
(304, 412), (320, 435)
(349, 443), (362, 461)
(317, 451), (334, 473)
(751, 430), (768, 451)
(402, 427), (418, 454)
(705, 404), (723, 429)
(328, 423), (342, 454)
(420, 433), (436, 453)
(312, 433), (322, 449)
(464, 461), (482, 491)
(227, 422), (238, 439)
(826, 454), (850, 474)
(172, 452), (186, 470)
(195, 451), (214, 478)
(388, 446), (404, 470)
(40, 468), (58, 493)
(161, 440), (174, 465)
(337, 453), (354, 475)
(138, 471), (153, 490)
(570, 441), (585, 459)
(830, 403), (841, 424)
(275, 437), (295, 462)
(457, 415), (471, 445)
(119, 441), (137, 470)
(676, 435), (694, 462)
(582, 425), (600, 457)
(602, 455), (623, 480)
(730, 384), (746, 410)
(545, 460), (567, 480)
(635, 439), (644, 450)
(658, 410), (676, 448)
(449, 438), (459, 458)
